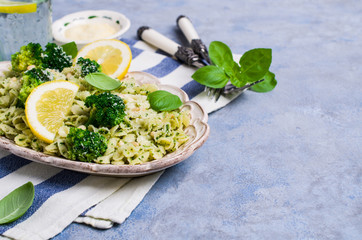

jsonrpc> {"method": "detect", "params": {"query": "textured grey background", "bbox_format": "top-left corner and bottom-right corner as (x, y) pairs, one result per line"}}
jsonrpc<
(53, 0), (362, 239)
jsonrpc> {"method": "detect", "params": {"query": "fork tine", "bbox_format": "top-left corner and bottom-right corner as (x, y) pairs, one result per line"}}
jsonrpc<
(203, 86), (208, 95)
(208, 88), (214, 97)
(204, 86), (223, 102)
(209, 88), (218, 98)
(214, 88), (223, 102)
(204, 86), (213, 97)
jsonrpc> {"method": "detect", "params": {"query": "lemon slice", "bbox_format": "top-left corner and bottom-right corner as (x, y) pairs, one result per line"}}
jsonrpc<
(25, 80), (79, 143)
(0, 0), (37, 14)
(76, 39), (132, 80)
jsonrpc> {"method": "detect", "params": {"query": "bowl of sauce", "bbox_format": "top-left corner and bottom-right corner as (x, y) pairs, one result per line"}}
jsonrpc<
(52, 10), (130, 48)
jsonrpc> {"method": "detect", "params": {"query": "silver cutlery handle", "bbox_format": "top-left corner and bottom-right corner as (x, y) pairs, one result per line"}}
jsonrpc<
(137, 26), (205, 68)
(176, 15), (210, 63)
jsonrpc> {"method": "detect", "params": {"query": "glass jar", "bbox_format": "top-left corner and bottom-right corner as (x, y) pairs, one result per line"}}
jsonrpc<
(0, 0), (52, 61)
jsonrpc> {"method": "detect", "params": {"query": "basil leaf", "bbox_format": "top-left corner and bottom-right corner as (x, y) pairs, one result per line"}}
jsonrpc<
(0, 182), (35, 224)
(250, 71), (277, 92)
(209, 41), (234, 69)
(192, 65), (229, 88)
(230, 70), (248, 88)
(85, 72), (122, 90)
(227, 61), (241, 76)
(61, 42), (78, 59)
(148, 90), (183, 111)
(239, 48), (272, 81)
(209, 41), (242, 84)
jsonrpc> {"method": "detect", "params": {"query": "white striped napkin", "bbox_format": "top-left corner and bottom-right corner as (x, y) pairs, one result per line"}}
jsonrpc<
(0, 40), (243, 240)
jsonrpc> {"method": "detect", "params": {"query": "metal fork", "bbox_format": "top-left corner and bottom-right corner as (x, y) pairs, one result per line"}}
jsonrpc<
(177, 15), (226, 101)
(177, 16), (266, 101)
(137, 26), (262, 100)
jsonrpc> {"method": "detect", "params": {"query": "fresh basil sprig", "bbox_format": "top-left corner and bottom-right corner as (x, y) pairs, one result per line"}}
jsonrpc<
(192, 41), (277, 93)
(0, 182), (35, 224)
(61, 41), (78, 59)
(85, 72), (122, 90)
(148, 90), (183, 111)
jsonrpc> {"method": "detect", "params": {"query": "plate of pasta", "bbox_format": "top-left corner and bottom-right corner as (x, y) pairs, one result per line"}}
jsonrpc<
(0, 61), (210, 177)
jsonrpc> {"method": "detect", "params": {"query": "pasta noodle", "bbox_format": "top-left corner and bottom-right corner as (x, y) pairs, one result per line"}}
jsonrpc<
(0, 65), (190, 165)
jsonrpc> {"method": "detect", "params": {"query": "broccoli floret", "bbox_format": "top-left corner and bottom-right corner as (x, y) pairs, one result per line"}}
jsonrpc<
(85, 92), (126, 128)
(76, 57), (102, 77)
(11, 42), (73, 73)
(11, 43), (43, 72)
(42, 43), (72, 72)
(66, 127), (108, 162)
(17, 68), (52, 107)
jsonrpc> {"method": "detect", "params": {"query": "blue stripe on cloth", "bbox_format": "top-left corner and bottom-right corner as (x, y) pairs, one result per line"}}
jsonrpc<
(143, 57), (181, 78)
(155, 49), (172, 57)
(130, 46), (144, 60)
(0, 155), (31, 178)
(118, 38), (144, 59)
(0, 170), (89, 234)
(119, 38), (138, 47)
(181, 80), (205, 99)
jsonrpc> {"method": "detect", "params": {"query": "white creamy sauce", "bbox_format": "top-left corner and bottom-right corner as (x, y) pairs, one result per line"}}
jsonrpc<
(64, 22), (118, 41)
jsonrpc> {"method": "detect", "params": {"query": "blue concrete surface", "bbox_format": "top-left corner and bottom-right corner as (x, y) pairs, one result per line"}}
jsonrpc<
(53, 0), (362, 239)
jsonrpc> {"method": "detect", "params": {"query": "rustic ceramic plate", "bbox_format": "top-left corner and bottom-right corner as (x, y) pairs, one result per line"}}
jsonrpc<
(0, 62), (210, 177)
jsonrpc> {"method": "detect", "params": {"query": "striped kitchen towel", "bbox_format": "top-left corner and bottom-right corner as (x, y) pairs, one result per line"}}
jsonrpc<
(0, 39), (243, 240)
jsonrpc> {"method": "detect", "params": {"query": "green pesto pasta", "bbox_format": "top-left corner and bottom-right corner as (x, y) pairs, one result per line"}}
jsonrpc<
(0, 65), (190, 165)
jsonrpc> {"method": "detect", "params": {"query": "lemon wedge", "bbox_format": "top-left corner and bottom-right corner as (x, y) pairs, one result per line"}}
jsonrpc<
(25, 80), (79, 143)
(0, 0), (37, 14)
(76, 39), (132, 80)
